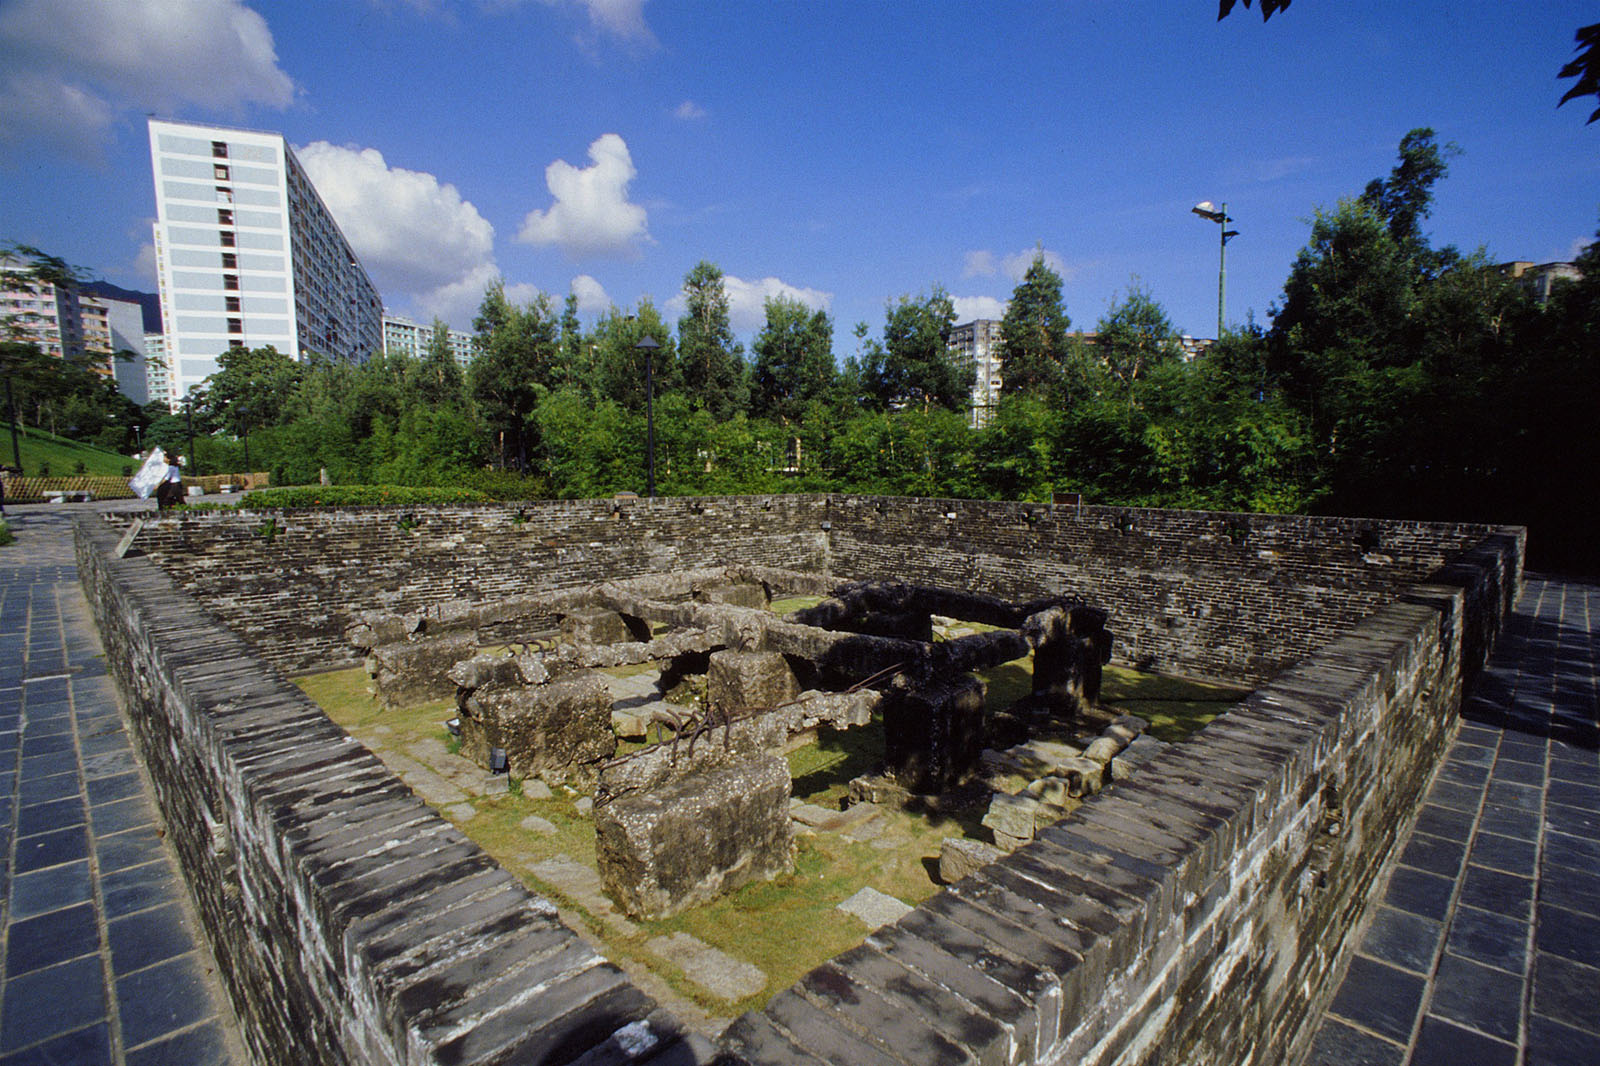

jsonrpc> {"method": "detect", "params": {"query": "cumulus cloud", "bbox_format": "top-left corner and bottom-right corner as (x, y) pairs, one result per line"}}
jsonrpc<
(952, 296), (1007, 323)
(518, 133), (651, 260)
(663, 275), (831, 335)
(673, 99), (707, 120)
(567, 0), (655, 45)
(0, 0), (294, 158)
(570, 274), (610, 314)
(962, 250), (997, 278)
(964, 247), (1071, 283)
(295, 142), (501, 323)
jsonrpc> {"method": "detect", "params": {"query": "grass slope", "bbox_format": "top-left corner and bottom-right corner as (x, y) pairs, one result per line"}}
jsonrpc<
(0, 422), (135, 477)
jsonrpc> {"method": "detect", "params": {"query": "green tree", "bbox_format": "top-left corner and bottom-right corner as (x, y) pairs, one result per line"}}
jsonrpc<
(469, 280), (561, 471)
(1358, 128), (1459, 274)
(998, 252), (1072, 397)
(676, 261), (748, 420)
(421, 317), (463, 394)
(860, 288), (968, 412)
(751, 295), (836, 423)
(1092, 285), (1183, 397)
(592, 300), (680, 409)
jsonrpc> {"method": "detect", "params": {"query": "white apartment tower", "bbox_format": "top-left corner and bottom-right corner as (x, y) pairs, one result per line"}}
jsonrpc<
(148, 119), (382, 405)
(949, 319), (1005, 428)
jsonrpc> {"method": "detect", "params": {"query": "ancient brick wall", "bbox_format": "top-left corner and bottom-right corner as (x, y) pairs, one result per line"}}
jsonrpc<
(824, 495), (1510, 684)
(126, 495), (829, 674)
(73, 519), (686, 1066)
(74, 498), (1524, 1066)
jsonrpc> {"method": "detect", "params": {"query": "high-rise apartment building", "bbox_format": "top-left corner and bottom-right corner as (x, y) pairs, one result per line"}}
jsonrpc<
(948, 319), (1005, 428)
(0, 266), (86, 361)
(148, 118), (382, 406)
(382, 312), (480, 368)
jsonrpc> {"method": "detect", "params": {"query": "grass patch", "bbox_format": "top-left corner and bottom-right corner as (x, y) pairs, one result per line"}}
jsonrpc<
(0, 422), (134, 478)
(1100, 668), (1247, 742)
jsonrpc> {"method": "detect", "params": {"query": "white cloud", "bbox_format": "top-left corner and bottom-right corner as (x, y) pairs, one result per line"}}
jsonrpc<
(295, 142), (501, 324)
(662, 275), (831, 335)
(0, 0), (294, 157)
(963, 250), (998, 278)
(1000, 248), (1068, 282)
(517, 133), (651, 260)
(568, 0), (654, 45)
(570, 274), (610, 313)
(673, 99), (707, 120)
(952, 296), (1007, 323)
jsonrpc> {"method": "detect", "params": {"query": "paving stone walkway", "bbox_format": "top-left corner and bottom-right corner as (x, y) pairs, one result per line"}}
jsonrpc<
(0, 505), (243, 1066)
(1307, 575), (1600, 1066)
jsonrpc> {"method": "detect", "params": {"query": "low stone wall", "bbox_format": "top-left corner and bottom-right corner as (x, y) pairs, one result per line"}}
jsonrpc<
(824, 496), (1510, 685)
(125, 495), (829, 674)
(73, 519), (688, 1066)
(720, 531), (1523, 1066)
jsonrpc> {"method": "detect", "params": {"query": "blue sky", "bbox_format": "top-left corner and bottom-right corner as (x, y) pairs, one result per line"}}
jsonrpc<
(2, 0), (1597, 356)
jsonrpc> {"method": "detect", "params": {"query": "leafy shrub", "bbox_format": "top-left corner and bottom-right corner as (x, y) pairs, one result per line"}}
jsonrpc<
(0, 519), (13, 547)
(237, 484), (493, 508)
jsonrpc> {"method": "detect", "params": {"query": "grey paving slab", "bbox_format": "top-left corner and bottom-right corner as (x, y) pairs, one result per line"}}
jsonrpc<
(0, 508), (244, 1066)
(1307, 576), (1600, 1065)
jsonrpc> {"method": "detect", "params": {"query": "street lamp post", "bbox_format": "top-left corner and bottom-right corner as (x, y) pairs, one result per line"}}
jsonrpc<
(1191, 201), (1239, 338)
(184, 394), (197, 477)
(634, 335), (659, 498)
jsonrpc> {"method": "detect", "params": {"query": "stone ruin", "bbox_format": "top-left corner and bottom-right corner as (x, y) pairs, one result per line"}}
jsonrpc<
(346, 565), (1125, 920)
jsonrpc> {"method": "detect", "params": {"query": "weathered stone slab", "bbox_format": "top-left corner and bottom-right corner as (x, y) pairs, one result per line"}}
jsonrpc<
(707, 649), (800, 717)
(983, 791), (1040, 842)
(460, 670), (615, 784)
(562, 607), (649, 646)
(836, 886), (913, 928)
(372, 631), (478, 709)
(696, 581), (769, 609)
(595, 753), (793, 919)
(595, 711), (785, 804)
(940, 837), (1005, 883)
(646, 932), (766, 1001)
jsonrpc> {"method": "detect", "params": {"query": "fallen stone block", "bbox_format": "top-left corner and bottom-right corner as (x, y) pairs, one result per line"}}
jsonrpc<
(939, 837), (1005, 884)
(696, 582), (769, 610)
(595, 753), (794, 919)
(1083, 736), (1125, 764)
(883, 675), (987, 794)
(707, 649), (800, 717)
(1106, 714), (1149, 744)
(459, 670), (616, 784)
(372, 631), (478, 709)
(1058, 756), (1107, 798)
(982, 791), (1040, 843)
(562, 607), (650, 646)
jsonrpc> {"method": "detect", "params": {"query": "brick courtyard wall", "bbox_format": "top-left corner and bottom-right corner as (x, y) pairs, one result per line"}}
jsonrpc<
(73, 519), (684, 1066)
(74, 498), (1525, 1066)
(125, 495), (830, 674)
(824, 496), (1511, 685)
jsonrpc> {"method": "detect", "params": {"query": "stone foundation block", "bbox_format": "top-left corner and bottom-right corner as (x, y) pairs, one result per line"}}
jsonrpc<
(460, 670), (615, 784)
(371, 631), (478, 709)
(562, 607), (649, 645)
(697, 582), (769, 609)
(940, 837), (1005, 883)
(707, 649), (801, 717)
(883, 675), (987, 794)
(595, 753), (794, 919)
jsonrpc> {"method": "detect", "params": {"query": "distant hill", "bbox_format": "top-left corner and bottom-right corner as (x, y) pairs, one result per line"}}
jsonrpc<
(82, 280), (161, 333)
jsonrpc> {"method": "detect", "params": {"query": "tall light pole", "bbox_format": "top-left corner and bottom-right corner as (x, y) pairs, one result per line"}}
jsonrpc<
(1192, 201), (1239, 338)
(634, 334), (659, 498)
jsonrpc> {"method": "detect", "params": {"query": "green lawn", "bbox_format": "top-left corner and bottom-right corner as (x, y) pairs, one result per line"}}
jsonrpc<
(0, 422), (136, 477)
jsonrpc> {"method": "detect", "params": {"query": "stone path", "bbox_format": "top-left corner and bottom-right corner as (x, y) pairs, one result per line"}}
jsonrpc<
(1306, 576), (1600, 1066)
(0, 504), (244, 1065)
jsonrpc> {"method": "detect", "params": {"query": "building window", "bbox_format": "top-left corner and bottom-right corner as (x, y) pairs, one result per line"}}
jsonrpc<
(225, 296), (241, 313)
(224, 274), (240, 291)
(221, 253), (237, 269)
(217, 208), (234, 225)
(228, 318), (243, 334)
(219, 231), (236, 248)
(213, 163), (230, 181)
(215, 187), (233, 204)
(212, 141), (229, 158)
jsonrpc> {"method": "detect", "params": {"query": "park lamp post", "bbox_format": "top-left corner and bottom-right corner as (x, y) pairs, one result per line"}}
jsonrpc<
(1191, 201), (1239, 338)
(634, 334), (659, 498)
